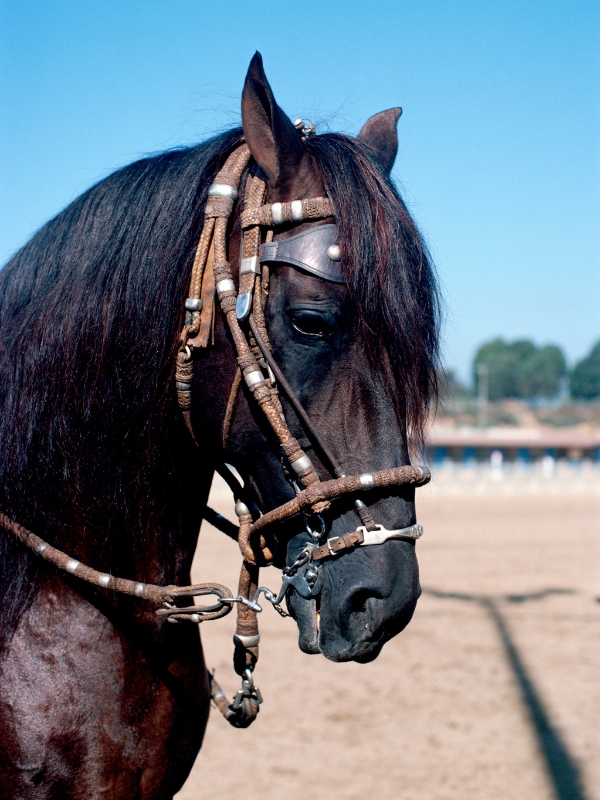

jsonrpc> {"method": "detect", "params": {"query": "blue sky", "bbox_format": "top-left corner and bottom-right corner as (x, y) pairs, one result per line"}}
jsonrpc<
(1, 0), (599, 381)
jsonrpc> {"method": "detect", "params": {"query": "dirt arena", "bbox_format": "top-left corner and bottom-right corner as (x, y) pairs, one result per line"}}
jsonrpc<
(176, 474), (599, 800)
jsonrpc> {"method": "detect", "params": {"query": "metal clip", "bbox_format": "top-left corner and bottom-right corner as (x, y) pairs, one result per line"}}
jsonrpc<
(304, 512), (326, 541)
(231, 668), (263, 709)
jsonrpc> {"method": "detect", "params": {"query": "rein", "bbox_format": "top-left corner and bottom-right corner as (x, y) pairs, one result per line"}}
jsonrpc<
(1, 134), (431, 729)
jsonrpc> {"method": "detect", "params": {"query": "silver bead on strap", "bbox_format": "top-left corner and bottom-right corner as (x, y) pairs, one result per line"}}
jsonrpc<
(208, 183), (238, 200)
(234, 633), (261, 647)
(244, 370), (264, 388)
(236, 293), (253, 320)
(291, 200), (304, 221)
(271, 203), (284, 226)
(216, 279), (236, 297)
(290, 454), (312, 474)
(327, 244), (341, 261)
(359, 473), (375, 491)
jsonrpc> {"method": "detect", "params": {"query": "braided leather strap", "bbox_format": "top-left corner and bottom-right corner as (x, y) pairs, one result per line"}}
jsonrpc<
(0, 511), (233, 621)
(240, 197), (334, 229)
(248, 466), (430, 537)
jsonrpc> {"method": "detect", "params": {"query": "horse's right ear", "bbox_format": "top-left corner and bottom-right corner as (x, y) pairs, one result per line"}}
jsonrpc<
(241, 52), (305, 189)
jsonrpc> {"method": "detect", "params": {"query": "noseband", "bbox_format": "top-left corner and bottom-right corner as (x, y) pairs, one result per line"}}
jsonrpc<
(1, 135), (430, 728)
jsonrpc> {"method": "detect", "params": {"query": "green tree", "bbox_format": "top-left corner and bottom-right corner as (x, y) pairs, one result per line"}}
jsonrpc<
(570, 341), (600, 400)
(473, 338), (536, 400)
(510, 339), (536, 363)
(517, 345), (566, 398)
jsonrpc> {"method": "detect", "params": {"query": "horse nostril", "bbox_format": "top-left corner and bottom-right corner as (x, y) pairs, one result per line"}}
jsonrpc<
(349, 589), (373, 616)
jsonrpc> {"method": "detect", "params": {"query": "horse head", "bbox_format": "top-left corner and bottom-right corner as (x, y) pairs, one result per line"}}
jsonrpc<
(192, 54), (438, 663)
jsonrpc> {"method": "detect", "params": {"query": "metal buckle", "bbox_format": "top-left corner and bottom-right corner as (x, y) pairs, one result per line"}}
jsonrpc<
(326, 537), (338, 557)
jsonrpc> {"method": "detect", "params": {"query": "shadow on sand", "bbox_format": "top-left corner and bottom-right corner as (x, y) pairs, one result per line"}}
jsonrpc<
(423, 587), (587, 800)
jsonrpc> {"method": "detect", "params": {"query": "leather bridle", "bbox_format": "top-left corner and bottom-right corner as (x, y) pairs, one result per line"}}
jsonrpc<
(173, 137), (430, 722)
(1, 134), (430, 728)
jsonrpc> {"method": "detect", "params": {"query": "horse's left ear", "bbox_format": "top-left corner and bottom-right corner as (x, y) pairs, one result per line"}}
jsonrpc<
(241, 52), (305, 188)
(357, 108), (402, 175)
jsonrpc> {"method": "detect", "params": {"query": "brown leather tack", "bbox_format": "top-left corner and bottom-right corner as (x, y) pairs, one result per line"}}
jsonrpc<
(0, 511), (233, 612)
(188, 234), (215, 349)
(250, 382), (272, 402)
(248, 466), (429, 537)
(204, 196), (234, 218)
(220, 295), (237, 314)
(310, 528), (365, 561)
(213, 171), (241, 187)
(213, 260), (233, 281)
(237, 353), (256, 371)
(3, 138), (432, 733)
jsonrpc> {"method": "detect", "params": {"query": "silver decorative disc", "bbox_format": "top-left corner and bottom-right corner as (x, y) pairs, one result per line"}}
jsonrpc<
(327, 244), (341, 262)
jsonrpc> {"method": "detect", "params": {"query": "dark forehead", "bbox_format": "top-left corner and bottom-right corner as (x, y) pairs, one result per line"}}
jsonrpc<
(269, 264), (348, 306)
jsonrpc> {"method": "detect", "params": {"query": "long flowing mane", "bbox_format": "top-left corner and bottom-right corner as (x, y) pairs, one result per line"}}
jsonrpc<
(0, 127), (438, 647)
(0, 129), (243, 645)
(307, 134), (439, 442)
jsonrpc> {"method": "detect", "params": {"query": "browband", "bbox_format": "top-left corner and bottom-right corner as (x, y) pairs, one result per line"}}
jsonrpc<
(259, 224), (345, 284)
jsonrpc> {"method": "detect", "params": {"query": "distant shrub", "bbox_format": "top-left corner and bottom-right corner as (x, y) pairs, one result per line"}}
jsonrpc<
(517, 346), (566, 398)
(473, 338), (566, 400)
(570, 341), (600, 400)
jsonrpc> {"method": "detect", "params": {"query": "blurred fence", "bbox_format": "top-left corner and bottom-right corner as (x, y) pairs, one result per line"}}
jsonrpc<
(422, 425), (600, 495)
(423, 456), (600, 495)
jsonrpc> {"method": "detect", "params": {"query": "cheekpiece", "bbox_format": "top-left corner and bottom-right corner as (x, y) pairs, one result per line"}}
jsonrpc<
(259, 224), (344, 284)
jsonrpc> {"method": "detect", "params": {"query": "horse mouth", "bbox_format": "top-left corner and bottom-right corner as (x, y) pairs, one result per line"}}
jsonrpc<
(283, 528), (420, 662)
(287, 591), (386, 662)
(287, 591), (321, 655)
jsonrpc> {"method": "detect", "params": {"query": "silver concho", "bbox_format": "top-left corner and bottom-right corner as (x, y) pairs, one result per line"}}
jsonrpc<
(326, 244), (341, 261)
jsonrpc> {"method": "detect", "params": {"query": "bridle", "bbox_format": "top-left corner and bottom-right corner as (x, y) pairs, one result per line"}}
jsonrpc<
(175, 135), (430, 721)
(0, 130), (430, 728)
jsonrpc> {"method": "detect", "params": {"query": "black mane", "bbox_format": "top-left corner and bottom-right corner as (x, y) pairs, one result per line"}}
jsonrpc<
(0, 129), (243, 645)
(307, 134), (439, 443)
(0, 127), (438, 646)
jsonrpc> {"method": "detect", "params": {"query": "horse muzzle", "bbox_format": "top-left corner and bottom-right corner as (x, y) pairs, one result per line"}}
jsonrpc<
(285, 536), (421, 662)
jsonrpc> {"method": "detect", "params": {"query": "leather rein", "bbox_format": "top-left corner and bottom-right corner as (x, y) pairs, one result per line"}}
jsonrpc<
(1, 135), (430, 727)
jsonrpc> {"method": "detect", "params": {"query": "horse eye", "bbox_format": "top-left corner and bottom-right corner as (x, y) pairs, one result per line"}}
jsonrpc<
(289, 311), (332, 339)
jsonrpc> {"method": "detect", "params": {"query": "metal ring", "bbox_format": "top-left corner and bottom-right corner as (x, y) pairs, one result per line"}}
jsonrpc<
(208, 183), (238, 200)
(304, 513), (326, 541)
(359, 472), (375, 491)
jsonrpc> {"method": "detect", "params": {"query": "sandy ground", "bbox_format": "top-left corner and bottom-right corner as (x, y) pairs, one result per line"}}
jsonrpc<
(176, 477), (599, 800)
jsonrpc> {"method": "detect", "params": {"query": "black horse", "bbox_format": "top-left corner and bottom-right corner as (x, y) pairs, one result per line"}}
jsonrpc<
(0, 54), (439, 798)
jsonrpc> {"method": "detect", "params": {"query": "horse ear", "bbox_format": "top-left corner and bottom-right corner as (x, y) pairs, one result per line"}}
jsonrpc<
(241, 52), (305, 188)
(357, 108), (402, 175)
